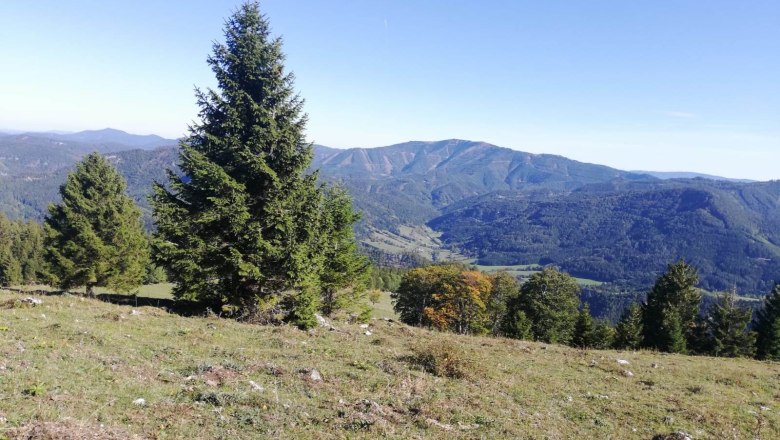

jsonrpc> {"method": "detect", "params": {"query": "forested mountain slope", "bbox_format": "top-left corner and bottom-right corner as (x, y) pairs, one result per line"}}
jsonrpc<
(429, 180), (780, 293)
(1, 135), (778, 294)
(313, 139), (652, 230)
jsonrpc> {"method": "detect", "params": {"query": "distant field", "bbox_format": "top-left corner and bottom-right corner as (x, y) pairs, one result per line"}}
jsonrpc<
(363, 225), (469, 263)
(371, 291), (398, 320)
(0, 291), (778, 438)
(474, 263), (605, 287)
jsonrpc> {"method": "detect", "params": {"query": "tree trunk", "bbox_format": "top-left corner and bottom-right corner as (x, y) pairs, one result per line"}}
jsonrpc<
(86, 282), (96, 298)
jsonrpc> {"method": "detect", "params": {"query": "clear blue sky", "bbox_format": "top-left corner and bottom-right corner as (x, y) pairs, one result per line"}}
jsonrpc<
(1, 1), (778, 180)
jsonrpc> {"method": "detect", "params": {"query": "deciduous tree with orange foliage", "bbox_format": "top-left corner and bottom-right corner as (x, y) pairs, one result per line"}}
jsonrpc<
(394, 264), (519, 335)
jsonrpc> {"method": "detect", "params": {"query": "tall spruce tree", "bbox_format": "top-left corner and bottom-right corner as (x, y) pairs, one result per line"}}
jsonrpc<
(44, 153), (149, 296)
(642, 260), (701, 352)
(152, 2), (360, 328)
(755, 283), (780, 360)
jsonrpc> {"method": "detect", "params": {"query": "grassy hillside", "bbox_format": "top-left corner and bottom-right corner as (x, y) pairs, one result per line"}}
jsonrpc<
(1, 291), (779, 439)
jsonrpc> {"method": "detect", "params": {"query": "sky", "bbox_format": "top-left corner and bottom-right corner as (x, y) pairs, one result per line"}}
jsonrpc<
(0, 1), (778, 180)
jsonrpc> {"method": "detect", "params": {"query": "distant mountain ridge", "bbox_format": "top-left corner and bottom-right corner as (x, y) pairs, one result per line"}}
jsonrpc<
(0, 129), (178, 177)
(633, 170), (756, 183)
(312, 139), (654, 229)
(1, 131), (778, 294)
(40, 128), (178, 149)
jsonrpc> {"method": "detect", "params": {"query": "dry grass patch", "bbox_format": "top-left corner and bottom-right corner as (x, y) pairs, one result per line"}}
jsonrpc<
(406, 340), (478, 379)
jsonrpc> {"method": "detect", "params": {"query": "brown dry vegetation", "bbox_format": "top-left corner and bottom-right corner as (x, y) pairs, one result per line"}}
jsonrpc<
(1, 290), (779, 439)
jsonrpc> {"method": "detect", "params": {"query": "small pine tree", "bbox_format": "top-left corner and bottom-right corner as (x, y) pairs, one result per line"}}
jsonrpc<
(660, 308), (687, 354)
(0, 213), (22, 286)
(487, 271), (520, 336)
(572, 304), (595, 348)
(503, 309), (533, 340)
(590, 320), (616, 349)
(44, 153), (149, 296)
(642, 260), (701, 351)
(513, 267), (580, 344)
(16, 221), (47, 284)
(319, 186), (371, 318)
(686, 315), (713, 355)
(705, 290), (755, 358)
(614, 303), (643, 350)
(755, 283), (780, 360)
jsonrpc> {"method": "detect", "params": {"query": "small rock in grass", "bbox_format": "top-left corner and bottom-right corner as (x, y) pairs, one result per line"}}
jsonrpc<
(760, 405), (770, 411)
(359, 324), (369, 329)
(314, 313), (337, 331)
(132, 398), (146, 406)
(205, 380), (218, 387)
(131, 309), (142, 316)
(616, 359), (630, 365)
(457, 422), (480, 430)
(425, 418), (453, 431)
(651, 363), (659, 368)
(364, 331), (373, 336)
(249, 380), (263, 392)
(565, 395), (573, 402)
(299, 368), (322, 382)
(621, 370), (634, 377)
(654, 431), (692, 440)
(22, 297), (42, 306)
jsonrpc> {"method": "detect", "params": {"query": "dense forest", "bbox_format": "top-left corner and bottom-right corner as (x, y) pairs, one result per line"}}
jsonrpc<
(430, 180), (780, 293)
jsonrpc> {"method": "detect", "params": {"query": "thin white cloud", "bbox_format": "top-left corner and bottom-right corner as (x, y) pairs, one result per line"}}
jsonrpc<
(663, 111), (698, 119)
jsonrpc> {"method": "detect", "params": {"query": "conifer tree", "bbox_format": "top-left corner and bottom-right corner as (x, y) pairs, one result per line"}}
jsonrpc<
(572, 304), (595, 348)
(44, 153), (149, 296)
(15, 220), (47, 284)
(0, 213), (21, 286)
(590, 320), (616, 349)
(614, 303), (643, 350)
(487, 271), (520, 336)
(511, 267), (580, 344)
(755, 283), (780, 360)
(660, 307), (687, 353)
(152, 2), (363, 328)
(642, 260), (701, 351)
(319, 186), (371, 318)
(502, 309), (533, 340)
(705, 290), (755, 358)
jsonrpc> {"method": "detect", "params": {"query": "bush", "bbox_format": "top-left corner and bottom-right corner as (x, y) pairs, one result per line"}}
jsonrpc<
(407, 341), (476, 379)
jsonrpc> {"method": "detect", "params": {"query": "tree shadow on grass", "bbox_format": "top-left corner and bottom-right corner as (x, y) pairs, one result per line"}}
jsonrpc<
(2, 286), (210, 317)
(96, 293), (209, 317)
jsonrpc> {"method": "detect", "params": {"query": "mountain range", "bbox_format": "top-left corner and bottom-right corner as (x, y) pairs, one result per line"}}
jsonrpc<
(1, 129), (778, 294)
